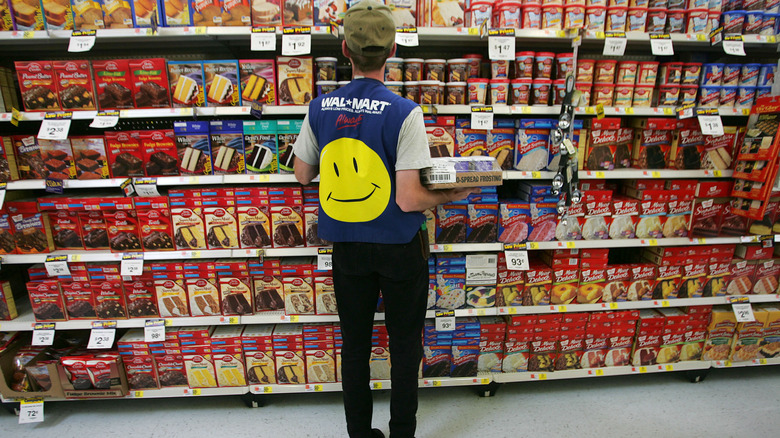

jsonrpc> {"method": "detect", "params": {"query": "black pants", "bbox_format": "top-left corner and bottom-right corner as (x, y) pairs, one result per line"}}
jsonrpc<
(333, 230), (429, 438)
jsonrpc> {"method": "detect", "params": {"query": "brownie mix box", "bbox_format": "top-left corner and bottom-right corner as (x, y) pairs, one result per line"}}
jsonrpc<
(276, 56), (313, 106)
(15, 61), (60, 111)
(52, 210), (84, 250)
(587, 128), (619, 170)
(105, 131), (144, 177)
(105, 207), (142, 253)
(62, 281), (97, 319)
(39, 139), (76, 180)
(129, 58), (170, 108)
(210, 120), (244, 174)
(243, 120), (277, 174)
(134, 196), (174, 251)
(91, 279), (127, 319)
(92, 59), (134, 110)
(124, 279), (160, 318)
(79, 205), (109, 250)
(0, 212), (17, 255)
(239, 59), (276, 106)
(52, 60), (96, 110)
(171, 198), (206, 250)
(203, 197), (238, 249)
(70, 136), (110, 179)
(7, 200), (55, 254)
(204, 60), (240, 107)
(28, 280), (67, 322)
(169, 61), (205, 108)
(140, 129), (179, 176)
(174, 121), (213, 175)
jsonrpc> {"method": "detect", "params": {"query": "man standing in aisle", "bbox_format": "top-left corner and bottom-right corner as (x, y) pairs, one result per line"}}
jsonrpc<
(293, 1), (475, 437)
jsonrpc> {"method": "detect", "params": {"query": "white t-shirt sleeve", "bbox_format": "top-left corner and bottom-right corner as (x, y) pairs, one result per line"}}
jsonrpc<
(292, 113), (320, 166)
(395, 106), (432, 171)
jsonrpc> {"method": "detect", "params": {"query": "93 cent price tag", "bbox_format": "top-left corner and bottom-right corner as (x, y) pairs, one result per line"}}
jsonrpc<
(317, 248), (333, 271)
(144, 319), (165, 343)
(251, 29), (276, 51)
(435, 310), (455, 332)
(733, 302), (756, 322)
(603, 35), (627, 56)
(650, 35), (674, 56)
(19, 399), (44, 424)
(504, 250), (529, 271)
(37, 118), (71, 140)
(698, 114), (724, 136)
(282, 33), (311, 56)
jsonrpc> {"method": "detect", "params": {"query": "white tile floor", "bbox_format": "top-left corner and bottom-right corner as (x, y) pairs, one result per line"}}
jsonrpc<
(2, 366), (779, 437)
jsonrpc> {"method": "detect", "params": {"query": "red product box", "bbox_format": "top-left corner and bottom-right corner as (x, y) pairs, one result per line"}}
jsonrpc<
(92, 59), (134, 110)
(696, 180), (734, 198)
(587, 129), (618, 170)
(91, 279), (128, 319)
(668, 180), (698, 192)
(203, 198), (238, 249)
(752, 259), (780, 294)
(551, 267), (578, 305)
(15, 61), (60, 111)
(11, 135), (48, 180)
(140, 130), (179, 176)
(578, 268), (605, 304)
(603, 265), (631, 302)
(0, 212), (17, 255)
(703, 262), (731, 297)
(521, 263), (551, 306)
(7, 203), (55, 255)
(653, 265), (682, 300)
(106, 131), (144, 177)
(270, 205), (304, 248)
(79, 209), (110, 251)
(624, 179), (666, 191)
(504, 314), (538, 327)
(105, 209), (142, 253)
(28, 280), (67, 321)
(627, 264), (656, 301)
(690, 198), (725, 237)
(611, 196), (640, 216)
(720, 199), (749, 236)
(736, 244), (773, 260)
(124, 279), (164, 319)
(124, 354), (160, 390)
(583, 190), (612, 216)
(62, 281), (96, 320)
(51, 210), (84, 250)
(153, 352), (188, 387)
(39, 139), (76, 180)
(678, 263), (708, 298)
(590, 117), (621, 130)
(129, 58), (170, 108)
(135, 197), (174, 251)
(220, 276), (254, 316)
(52, 60), (97, 111)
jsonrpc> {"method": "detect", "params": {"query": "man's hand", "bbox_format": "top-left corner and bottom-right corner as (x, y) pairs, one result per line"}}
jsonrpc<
(396, 169), (480, 212)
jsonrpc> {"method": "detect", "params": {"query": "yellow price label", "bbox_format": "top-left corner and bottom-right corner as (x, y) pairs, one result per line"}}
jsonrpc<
(191, 251), (201, 258)
(164, 319), (173, 326)
(315, 385), (323, 391)
(507, 307), (517, 314)
(595, 171), (605, 178)
(432, 380), (442, 387)
(480, 378), (490, 384)
(263, 386), (273, 393)
(651, 171), (661, 178)
(69, 255), (82, 262)
(724, 361), (732, 367)
(661, 301), (670, 307)
(229, 316), (239, 324)
(193, 389), (201, 395)
(697, 238), (706, 244)
(648, 239), (658, 246)
(557, 30), (566, 38)
(443, 245), (452, 251)
(696, 34), (707, 41)
(585, 107), (595, 114)
(566, 241), (576, 248)
(188, 177), (200, 184)
(529, 242), (539, 250)
(289, 315), (299, 322)
(758, 358), (768, 365)
(531, 171), (541, 178)
(639, 366), (647, 373)
(741, 108), (751, 115)
(23, 31), (35, 38)
(372, 382), (382, 389)
(665, 365), (674, 371)
(521, 106), (532, 114)
(625, 108), (634, 115)
(768, 35), (777, 43)
(595, 103), (605, 119)
(256, 175), (270, 182)
(558, 305), (568, 312)
(609, 302), (619, 309)
(134, 391), (144, 398)
(595, 369), (604, 376)
(539, 373), (547, 380)
(713, 170), (722, 177)
(596, 31), (605, 39)
(476, 309), (486, 316)
(195, 27), (207, 34)
(468, 27), (479, 35)
(663, 108), (674, 115)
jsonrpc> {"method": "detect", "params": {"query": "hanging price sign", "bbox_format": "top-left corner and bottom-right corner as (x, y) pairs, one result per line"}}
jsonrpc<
(90, 110), (119, 128)
(503, 244), (529, 271)
(710, 26), (723, 46)
(121, 253), (144, 276)
(68, 30), (96, 52)
(144, 319), (165, 343)
(395, 27), (419, 47)
(733, 302), (755, 322)
(88, 321), (117, 349)
(650, 34), (674, 56)
(435, 310), (455, 332)
(19, 398), (44, 424)
(488, 29), (515, 61)
(471, 106), (494, 130)
(44, 177), (64, 194)
(697, 108), (724, 136)
(132, 177), (160, 197)
(282, 27), (312, 56)
(317, 247), (333, 271)
(603, 32), (627, 56)
(38, 112), (72, 141)
(32, 323), (55, 346)
(723, 35), (746, 56)
(251, 27), (277, 51)
(45, 255), (70, 277)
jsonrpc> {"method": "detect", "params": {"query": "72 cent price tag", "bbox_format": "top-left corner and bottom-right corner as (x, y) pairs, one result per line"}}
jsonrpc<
(650, 34), (674, 56)
(733, 302), (756, 322)
(723, 35), (746, 56)
(317, 248), (333, 271)
(698, 114), (724, 136)
(603, 33), (627, 56)
(504, 250), (529, 271)
(144, 319), (165, 343)
(121, 253), (144, 276)
(32, 323), (55, 346)
(37, 118), (71, 140)
(251, 27), (276, 51)
(19, 398), (44, 424)
(435, 310), (455, 332)
(68, 30), (96, 52)
(488, 29), (515, 61)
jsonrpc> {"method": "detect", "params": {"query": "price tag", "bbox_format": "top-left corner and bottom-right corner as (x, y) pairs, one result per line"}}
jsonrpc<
(0, 182), (6, 209)
(220, 316), (241, 324)
(45, 255), (70, 277)
(753, 358), (768, 365)
(609, 302), (619, 309)
(121, 253), (144, 276)
(528, 242), (539, 250)
(32, 323), (55, 346)
(649, 239), (658, 246)
(19, 399), (44, 424)
(37, 118), (71, 140)
(710, 26), (723, 45)
(698, 114), (724, 136)
(665, 364), (674, 371)
(184, 388), (202, 396)
(90, 111), (119, 128)
(435, 310), (455, 332)
(677, 105), (695, 120)
(251, 27), (276, 51)
(650, 34), (674, 56)
(566, 241), (576, 249)
(317, 248), (333, 271)
(132, 178), (160, 197)
(603, 33), (627, 56)
(133, 391), (144, 398)
(488, 29), (515, 61)
(723, 35), (746, 56)
(504, 250), (529, 271)
(88, 327), (116, 349)
(372, 381), (383, 389)
(733, 302), (755, 322)
(471, 106), (494, 130)
(395, 27), (419, 47)
(282, 27), (312, 56)
(595, 103), (605, 119)
(68, 30), (96, 52)
(144, 319), (165, 343)
(45, 177), (64, 194)
(304, 384), (323, 392)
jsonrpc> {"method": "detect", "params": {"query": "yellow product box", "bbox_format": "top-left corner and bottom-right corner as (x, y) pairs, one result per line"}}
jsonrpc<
(213, 346), (246, 387)
(183, 346), (217, 388)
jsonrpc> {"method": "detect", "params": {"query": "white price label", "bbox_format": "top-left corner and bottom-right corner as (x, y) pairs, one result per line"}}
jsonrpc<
(488, 36), (515, 61)
(435, 311), (455, 332)
(471, 111), (493, 130)
(89, 115), (118, 128)
(37, 119), (71, 140)
(504, 250), (529, 271)
(723, 39), (746, 56)
(68, 35), (96, 52)
(395, 32), (419, 47)
(19, 399), (44, 424)
(251, 32), (276, 51)
(144, 319), (165, 343)
(132, 178), (160, 197)
(45, 259), (70, 277)
(733, 303), (756, 322)
(32, 329), (55, 346)
(678, 106), (694, 119)
(603, 37), (627, 56)
(650, 38), (674, 56)
(698, 115), (724, 136)
(87, 328), (116, 349)
(282, 34), (311, 56)
(121, 256), (144, 276)
(318, 253), (333, 271)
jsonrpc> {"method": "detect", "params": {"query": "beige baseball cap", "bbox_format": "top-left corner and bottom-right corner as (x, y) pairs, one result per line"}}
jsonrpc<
(344, 0), (396, 57)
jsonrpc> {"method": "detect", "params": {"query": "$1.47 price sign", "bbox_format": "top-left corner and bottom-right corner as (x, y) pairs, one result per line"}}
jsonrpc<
(19, 399), (44, 424)
(650, 34), (674, 56)
(488, 29), (515, 61)
(603, 34), (627, 56)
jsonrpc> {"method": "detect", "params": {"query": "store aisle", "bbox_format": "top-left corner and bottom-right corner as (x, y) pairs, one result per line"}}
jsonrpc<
(2, 366), (779, 438)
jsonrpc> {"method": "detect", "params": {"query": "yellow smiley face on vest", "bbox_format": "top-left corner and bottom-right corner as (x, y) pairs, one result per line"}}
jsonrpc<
(319, 138), (391, 223)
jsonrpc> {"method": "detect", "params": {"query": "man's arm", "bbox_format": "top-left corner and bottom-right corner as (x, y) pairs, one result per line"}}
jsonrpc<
(396, 169), (476, 212)
(292, 112), (320, 185)
(294, 156), (318, 185)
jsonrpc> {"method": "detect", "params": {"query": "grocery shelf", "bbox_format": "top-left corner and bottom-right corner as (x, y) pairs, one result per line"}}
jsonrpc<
(582, 30), (777, 46)
(712, 357), (780, 368)
(579, 169), (733, 179)
(493, 360), (711, 383)
(126, 386), (248, 399)
(241, 311), (340, 325)
(430, 243), (501, 253)
(250, 382), (343, 394)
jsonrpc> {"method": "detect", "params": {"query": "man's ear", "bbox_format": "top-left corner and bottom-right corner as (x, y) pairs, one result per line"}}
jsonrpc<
(342, 40), (350, 58)
(389, 43), (397, 58)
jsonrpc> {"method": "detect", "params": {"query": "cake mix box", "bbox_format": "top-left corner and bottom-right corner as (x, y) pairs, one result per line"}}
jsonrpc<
(91, 279), (127, 319)
(651, 265), (681, 300)
(303, 204), (328, 247)
(276, 119), (301, 173)
(79, 208), (109, 250)
(70, 0), (106, 30)
(162, 0), (192, 25)
(70, 136), (110, 180)
(204, 60), (240, 107)
(203, 197), (238, 249)
(251, 0), (281, 26)
(100, 0), (133, 28)
(725, 260), (754, 297)
(52, 60), (96, 110)
(632, 129), (674, 169)
(277, 56), (313, 106)
(244, 120), (277, 174)
(134, 196), (174, 251)
(0, 212), (17, 255)
(210, 120), (245, 174)
(237, 195), (271, 248)
(239, 59), (276, 106)
(62, 281), (97, 319)
(174, 121), (213, 175)
(168, 61), (205, 108)
(627, 263), (655, 301)
(124, 354), (159, 390)
(271, 204), (304, 247)
(466, 203), (497, 243)
(702, 127), (737, 170)
(586, 128), (619, 170)
(671, 126), (705, 170)
(190, 0), (223, 26)
(253, 270), (284, 312)
(498, 202), (530, 243)
(39, 139), (76, 180)
(130, 0), (161, 27)
(28, 280), (67, 321)
(528, 203), (557, 242)
(42, 0), (75, 30)
(677, 262), (707, 298)
(219, 276), (254, 315)
(183, 346), (217, 388)
(514, 119), (553, 171)
(106, 131), (144, 177)
(703, 262), (731, 297)
(15, 61), (60, 111)
(140, 129), (179, 176)
(11, 0), (46, 30)
(454, 120), (487, 157)
(752, 259), (780, 295)
(171, 197), (206, 250)
(92, 59), (134, 110)
(281, 0), (312, 26)
(426, 123), (456, 158)
(577, 268), (605, 304)
(129, 58), (170, 108)
(313, 0), (348, 25)
(186, 277), (221, 316)
(305, 342), (336, 383)
(314, 274), (336, 314)
(690, 198), (726, 237)
(487, 126), (514, 170)
(155, 279), (190, 317)
(436, 203), (467, 243)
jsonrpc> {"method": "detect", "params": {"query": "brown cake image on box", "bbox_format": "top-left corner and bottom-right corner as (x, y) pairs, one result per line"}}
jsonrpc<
(255, 288), (284, 311)
(15, 228), (49, 252)
(273, 222), (303, 247)
(99, 83), (133, 109)
(95, 300), (126, 319)
(143, 231), (173, 250)
(23, 86), (59, 110)
(222, 293), (251, 314)
(59, 85), (95, 109)
(67, 300), (96, 318)
(279, 77), (311, 105)
(84, 228), (109, 248)
(109, 231), (141, 251)
(241, 223), (270, 247)
(127, 298), (158, 317)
